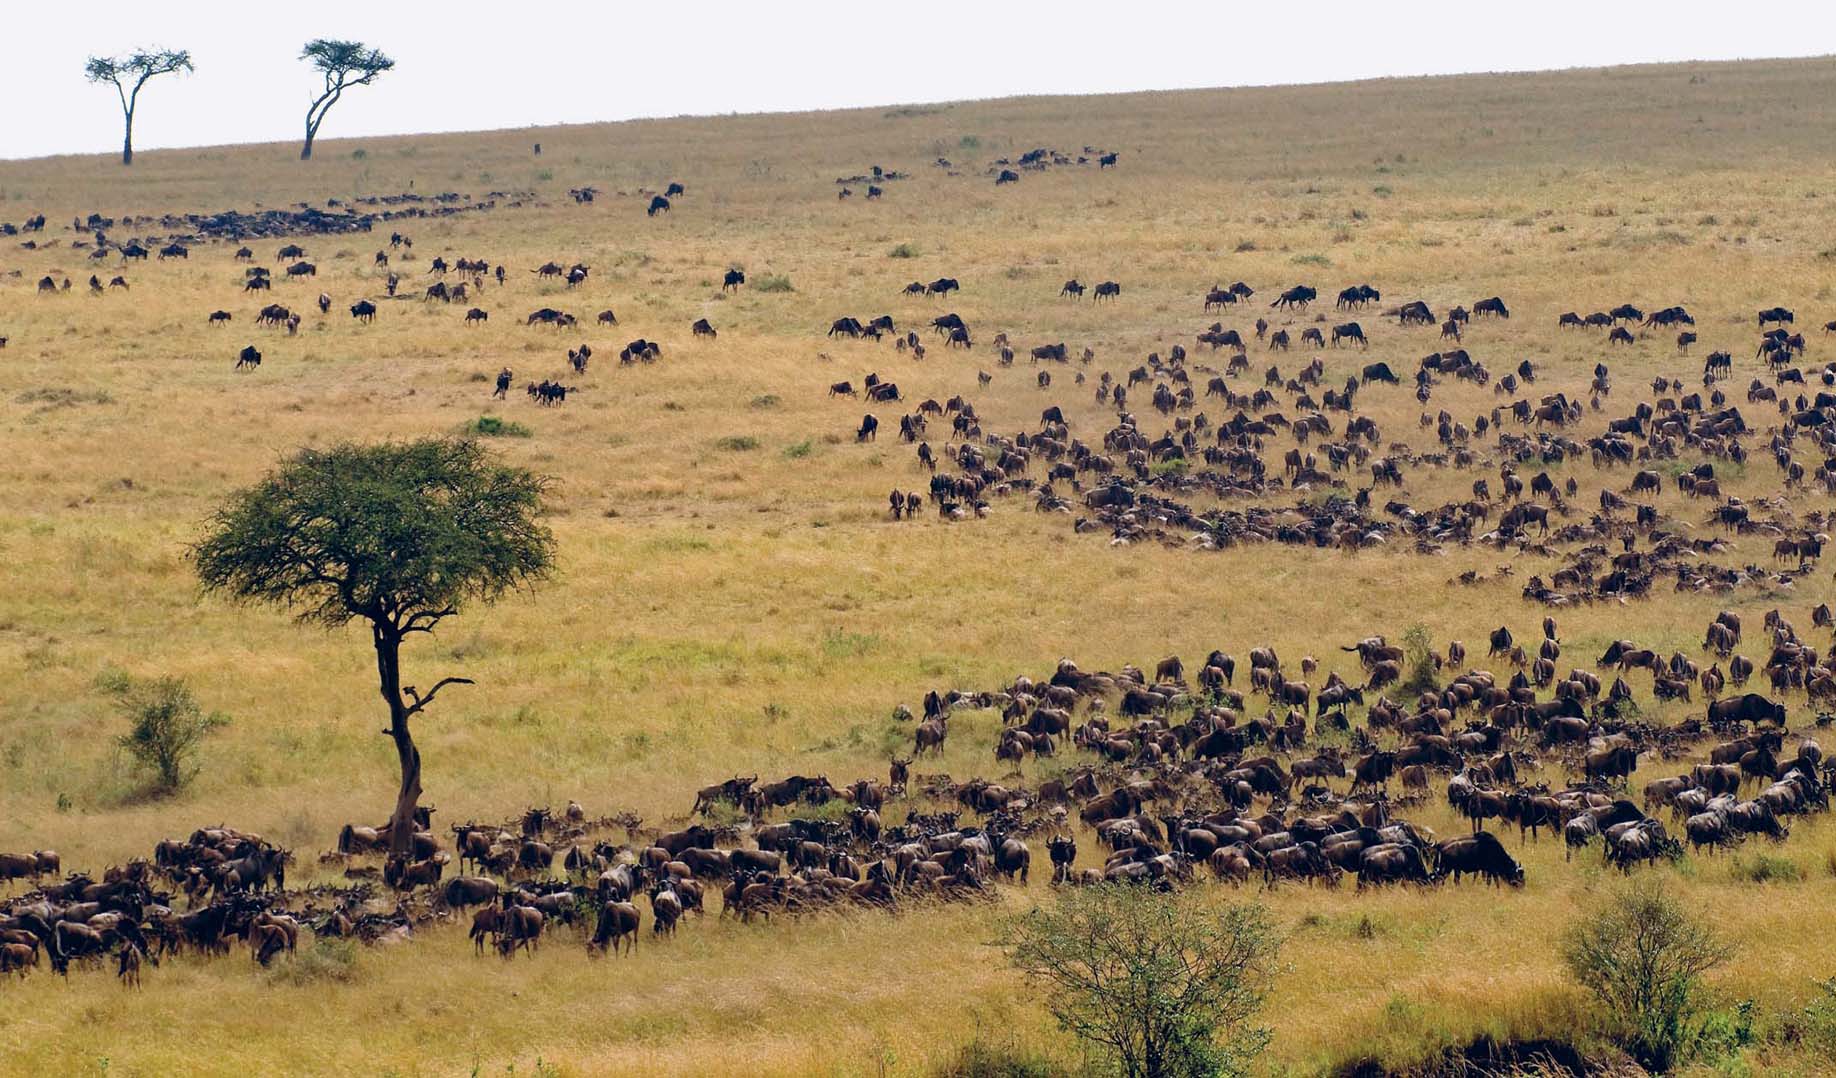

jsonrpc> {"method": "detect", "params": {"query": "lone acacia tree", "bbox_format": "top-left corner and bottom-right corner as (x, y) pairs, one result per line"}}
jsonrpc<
(299, 39), (395, 160)
(85, 49), (194, 166)
(193, 440), (553, 856)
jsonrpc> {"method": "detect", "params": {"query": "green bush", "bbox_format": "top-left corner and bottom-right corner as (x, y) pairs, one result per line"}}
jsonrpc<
(783, 440), (814, 460)
(1400, 623), (1440, 695)
(715, 436), (760, 452)
(1730, 854), (1801, 883)
(1001, 885), (1282, 1077)
(752, 274), (794, 293)
(266, 939), (360, 986)
(1799, 977), (1836, 1051)
(889, 242), (921, 259)
(467, 415), (532, 438)
(107, 676), (229, 794)
(1561, 879), (1732, 1072)
(931, 1034), (1058, 1078)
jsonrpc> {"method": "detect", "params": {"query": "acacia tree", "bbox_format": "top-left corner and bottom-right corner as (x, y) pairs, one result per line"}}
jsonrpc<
(85, 49), (194, 166)
(193, 440), (553, 856)
(299, 40), (395, 160)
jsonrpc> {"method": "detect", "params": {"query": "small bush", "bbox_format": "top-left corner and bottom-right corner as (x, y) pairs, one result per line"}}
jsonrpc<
(108, 676), (229, 795)
(1562, 879), (1732, 1072)
(1731, 853), (1801, 883)
(782, 440), (814, 459)
(750, 394), (780, 409)
(889, 242), (921, 259)
(349, 148), (367, 160)
(266, 939), (360, 986)
(1002, 885), (1281, 1078)
(1292, 253), (1331, 266)
(931, 1034), (1058, 1078)
(1234, 240), (1258, 253)
(752, 274), (794, 293)
(715, 436), (760, 452)
(467, 415), (531, 438)
(1400, 623), (1440, 695)
(1799, 977), (1836, 1051)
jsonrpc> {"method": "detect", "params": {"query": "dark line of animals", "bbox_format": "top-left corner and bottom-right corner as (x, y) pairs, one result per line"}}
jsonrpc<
(8, 609), (1833, 983)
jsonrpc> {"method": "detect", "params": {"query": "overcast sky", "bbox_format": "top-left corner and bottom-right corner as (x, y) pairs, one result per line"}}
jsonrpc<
(3, 1), (1832, 161)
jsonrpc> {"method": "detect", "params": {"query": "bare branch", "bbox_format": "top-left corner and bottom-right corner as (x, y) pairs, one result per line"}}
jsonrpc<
(401, 677), (474, 718)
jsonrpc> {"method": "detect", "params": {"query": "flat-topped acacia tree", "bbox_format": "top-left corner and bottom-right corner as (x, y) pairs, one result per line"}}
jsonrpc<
(298, 39), (395, 161)
(84, 49), (194, 166)
(192, 439), (553, 857)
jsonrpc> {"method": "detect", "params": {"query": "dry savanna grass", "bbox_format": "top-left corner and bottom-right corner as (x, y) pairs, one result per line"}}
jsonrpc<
(4, 57), (1836, 1075)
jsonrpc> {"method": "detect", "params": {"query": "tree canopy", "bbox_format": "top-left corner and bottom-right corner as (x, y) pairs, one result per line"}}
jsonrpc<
(84, 48), (193, 166)
(298, 39), (395, 160)
(193, 439), (552, 633)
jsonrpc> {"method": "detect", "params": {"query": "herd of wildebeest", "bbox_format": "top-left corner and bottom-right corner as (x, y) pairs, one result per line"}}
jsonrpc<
(7, 150), (1836, 990)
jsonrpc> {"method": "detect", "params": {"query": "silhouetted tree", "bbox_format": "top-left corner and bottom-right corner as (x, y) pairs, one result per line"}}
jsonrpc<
(85, 49), (194, 166)
(192, 439), (553, 855)
(298, 40), (395, 161)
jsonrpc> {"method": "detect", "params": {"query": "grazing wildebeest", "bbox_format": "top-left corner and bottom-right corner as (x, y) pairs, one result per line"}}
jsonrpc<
(857, 414), (879, 441)
(692, 318), (716, 338)
(648, 195), (671, 216)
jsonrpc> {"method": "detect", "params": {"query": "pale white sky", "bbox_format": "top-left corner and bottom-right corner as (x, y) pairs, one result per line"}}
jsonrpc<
(2, 0), (1832, 160)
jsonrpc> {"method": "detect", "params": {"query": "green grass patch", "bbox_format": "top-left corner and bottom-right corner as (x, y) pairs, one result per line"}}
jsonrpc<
(752, 274), (795, 293)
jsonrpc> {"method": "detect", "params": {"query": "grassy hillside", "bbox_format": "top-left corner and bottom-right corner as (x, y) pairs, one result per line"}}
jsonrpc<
(3, 56), (1836, 1075)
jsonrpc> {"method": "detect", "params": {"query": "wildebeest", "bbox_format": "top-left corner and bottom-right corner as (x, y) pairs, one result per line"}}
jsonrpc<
(723, 269), (745, 291)
(648, 195), (671, 216)
(349, 300), (376, 323)
(691, 318), (716, 338)
(235, 345), (261, 370)
(1093, 281), (1121, 301)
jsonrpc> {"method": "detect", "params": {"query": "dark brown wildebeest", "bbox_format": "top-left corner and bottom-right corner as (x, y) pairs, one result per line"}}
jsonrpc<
(691, 318), (716, 338)
(856, 415), (879, 442)
(465, 307), (489, 325)
(1092, 281), (1121, 301)
(1060, 279), (1085, 299)
(647, 195), (671, 216)
(350, 300), (376, 322)
(1608, 326), (1634, 345)
(208, 310), (232, 326)
(590, 901), (641, 955)
(723, 269), (745, 291)
(236, 345), (261, 370)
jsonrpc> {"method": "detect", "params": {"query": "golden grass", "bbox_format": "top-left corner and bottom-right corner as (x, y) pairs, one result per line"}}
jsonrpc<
(4, 56), (1836, 1075)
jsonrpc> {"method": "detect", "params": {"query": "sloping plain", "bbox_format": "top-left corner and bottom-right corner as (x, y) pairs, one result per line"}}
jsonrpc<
(2, 56), (1836, 1074)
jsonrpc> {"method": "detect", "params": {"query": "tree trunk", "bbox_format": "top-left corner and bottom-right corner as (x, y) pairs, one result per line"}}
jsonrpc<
(300, 134), (315, 161)
(372, 624), (419, 857)
(122, 131), (133, 167)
